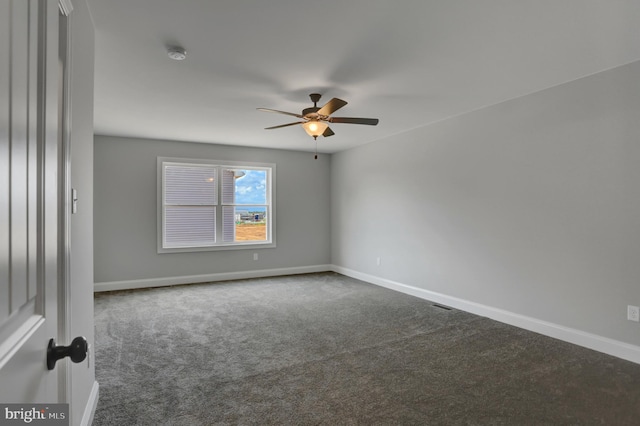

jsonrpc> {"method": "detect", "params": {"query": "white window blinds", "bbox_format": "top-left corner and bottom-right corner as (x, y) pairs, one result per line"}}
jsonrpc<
(163, 164), (217, 247)
(222, 169), (236, 242)
(221, 169), (235, 204)
(222, 206), (235, 242)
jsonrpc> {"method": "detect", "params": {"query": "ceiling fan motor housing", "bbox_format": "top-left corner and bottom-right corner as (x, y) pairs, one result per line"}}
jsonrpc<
(302, 107), (321, 117)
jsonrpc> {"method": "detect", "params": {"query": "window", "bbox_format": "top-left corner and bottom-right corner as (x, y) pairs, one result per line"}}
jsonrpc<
(158, 157), (275, 252)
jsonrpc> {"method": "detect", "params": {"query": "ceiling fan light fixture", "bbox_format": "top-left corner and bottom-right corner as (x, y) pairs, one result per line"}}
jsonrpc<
(302, 120), (328, 137)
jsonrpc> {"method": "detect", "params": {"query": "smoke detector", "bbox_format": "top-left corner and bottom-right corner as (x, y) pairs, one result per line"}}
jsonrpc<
(167, 47), (187, 61)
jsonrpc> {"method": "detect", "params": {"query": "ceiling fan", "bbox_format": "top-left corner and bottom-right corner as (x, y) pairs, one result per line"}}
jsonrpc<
(257, 93), (379, 150)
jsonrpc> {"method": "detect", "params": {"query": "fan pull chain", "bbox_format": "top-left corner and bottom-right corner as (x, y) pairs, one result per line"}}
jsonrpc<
(314, 139), (318, 160)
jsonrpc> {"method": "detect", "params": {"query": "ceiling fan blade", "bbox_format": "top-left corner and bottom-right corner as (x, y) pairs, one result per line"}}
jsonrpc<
(322, 127), (335, 137)
(317, 98), (348, 116)
(257, 108), (304, 119)
(264, 121), (304, 130)
(329, 117), (379, 126)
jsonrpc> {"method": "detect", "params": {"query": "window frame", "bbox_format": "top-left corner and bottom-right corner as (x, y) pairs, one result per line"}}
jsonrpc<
(157, 157), (276, 253)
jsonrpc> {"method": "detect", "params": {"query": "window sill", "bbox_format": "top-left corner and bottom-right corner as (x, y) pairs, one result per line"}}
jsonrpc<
(158, 241), (276, 254)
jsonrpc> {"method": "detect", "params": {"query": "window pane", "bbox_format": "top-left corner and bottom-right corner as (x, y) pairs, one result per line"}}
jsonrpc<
(231, 169), (267, 205)
(165, 206), (216, 247)
(159, 159), (273, 252)
(233, 206), (267, 242)
(165, 165), (216, 205)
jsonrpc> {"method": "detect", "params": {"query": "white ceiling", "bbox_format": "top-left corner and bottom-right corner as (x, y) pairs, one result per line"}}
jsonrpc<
(87, 0), (640, 154)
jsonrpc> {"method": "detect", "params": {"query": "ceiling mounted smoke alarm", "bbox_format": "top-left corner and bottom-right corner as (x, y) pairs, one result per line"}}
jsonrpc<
(167, 47), (187, 61)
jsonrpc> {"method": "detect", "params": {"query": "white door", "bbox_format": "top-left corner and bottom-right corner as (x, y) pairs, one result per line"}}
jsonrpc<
(0, 0), (63, 403)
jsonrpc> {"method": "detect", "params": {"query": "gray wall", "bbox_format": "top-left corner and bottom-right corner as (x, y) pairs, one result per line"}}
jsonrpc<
(332, 60), (640, 347)
(94, 136), (331, 284)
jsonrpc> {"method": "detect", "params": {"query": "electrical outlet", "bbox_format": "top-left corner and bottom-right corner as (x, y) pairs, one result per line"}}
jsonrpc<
(628, 305), (640, 322)
(376, 257), (381, 266)
(253, 253), (258, 261)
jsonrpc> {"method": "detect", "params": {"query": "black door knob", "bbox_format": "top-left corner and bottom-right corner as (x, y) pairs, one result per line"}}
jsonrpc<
(47, 336), (88, 370)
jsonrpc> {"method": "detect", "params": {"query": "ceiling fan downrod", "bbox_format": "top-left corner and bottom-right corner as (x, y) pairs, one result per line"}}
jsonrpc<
(309, 93), (322, 107)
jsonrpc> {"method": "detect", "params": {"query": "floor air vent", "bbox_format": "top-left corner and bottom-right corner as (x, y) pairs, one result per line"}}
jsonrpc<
(432, 304), (453, 311)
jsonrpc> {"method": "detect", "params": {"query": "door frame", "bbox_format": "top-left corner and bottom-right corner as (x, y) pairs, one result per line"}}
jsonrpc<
(57, 0), (74, 405)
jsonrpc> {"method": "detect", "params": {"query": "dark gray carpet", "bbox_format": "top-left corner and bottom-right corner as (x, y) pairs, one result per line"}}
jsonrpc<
(93, 272), (640, 425)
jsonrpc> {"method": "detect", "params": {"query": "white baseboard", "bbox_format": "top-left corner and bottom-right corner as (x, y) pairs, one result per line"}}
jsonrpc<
(332, 265), (640, 365)
(80, 381), (99, 426)
(94, 265), (333, 292)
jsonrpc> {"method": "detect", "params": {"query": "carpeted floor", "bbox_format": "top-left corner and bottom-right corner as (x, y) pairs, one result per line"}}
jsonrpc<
(93, 272), (640, 425)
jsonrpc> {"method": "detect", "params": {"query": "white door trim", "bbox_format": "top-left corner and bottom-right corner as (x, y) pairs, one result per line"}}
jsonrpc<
(58, 0), (73, 17)
(57, 0), (73, 404)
